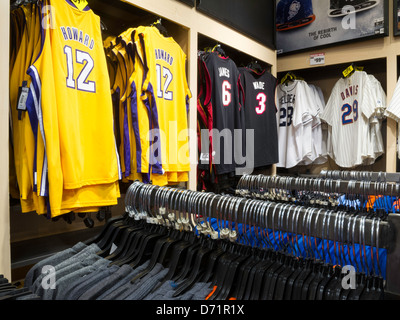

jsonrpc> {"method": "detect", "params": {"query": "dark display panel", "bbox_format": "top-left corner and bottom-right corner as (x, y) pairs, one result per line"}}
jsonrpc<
(176, 0), (195, 7)
(196, 0), (276, 49)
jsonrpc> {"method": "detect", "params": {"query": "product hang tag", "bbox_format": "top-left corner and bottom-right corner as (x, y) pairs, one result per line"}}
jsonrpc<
(70, 0), (89, 11)
(17, 81), (29, 120)
(342, 65), (354, 78)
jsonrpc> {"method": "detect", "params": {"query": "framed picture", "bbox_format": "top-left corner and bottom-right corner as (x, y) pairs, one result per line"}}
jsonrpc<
(394, 0), (400, 36)
(276, 0), (389, 55)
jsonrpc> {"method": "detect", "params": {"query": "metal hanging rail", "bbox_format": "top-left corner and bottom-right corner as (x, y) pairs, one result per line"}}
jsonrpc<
(237, 174), (400, 198)
(319, 170), (400, 183)
(124, 181), (400, 297)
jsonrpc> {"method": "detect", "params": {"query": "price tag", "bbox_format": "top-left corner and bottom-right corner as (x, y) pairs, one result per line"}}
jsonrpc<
(310, 53), (325, 66)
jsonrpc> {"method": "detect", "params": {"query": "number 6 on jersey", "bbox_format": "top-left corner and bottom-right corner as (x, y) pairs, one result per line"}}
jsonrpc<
(222, 80), (232, 106)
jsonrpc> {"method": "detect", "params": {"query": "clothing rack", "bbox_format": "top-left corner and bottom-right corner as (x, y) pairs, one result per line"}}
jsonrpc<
(237, 174), (400, 199)
(319, 170), (400, 183)
(124, 181), (400, 298)
(236, 174), (400, 297)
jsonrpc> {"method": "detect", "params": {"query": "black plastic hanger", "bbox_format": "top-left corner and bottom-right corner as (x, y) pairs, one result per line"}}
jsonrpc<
(212, 44), (226, 58)
(247, 60), (264, 74)
(96, 223), (131, 257)
(130, 188), (183, 278)
(84, 214), (126, 246)
(104, 222), (144, 261)
(152, 18), (169, 37)
(234, 202), (265, 300)
(248, 203), (279, 300)
(206, 198), (251, 300)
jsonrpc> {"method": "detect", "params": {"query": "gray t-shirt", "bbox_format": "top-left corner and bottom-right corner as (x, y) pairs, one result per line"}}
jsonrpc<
(123, 266), (169, 300)
(78, 264), (134, 300)
(48, 258), (111, 300)
(32, 244), (101, 298)
(101, 263), (165, 300)
(24, 242), (87, 289)
(96, 261), (150, 300)
(62, 264), (120, 300)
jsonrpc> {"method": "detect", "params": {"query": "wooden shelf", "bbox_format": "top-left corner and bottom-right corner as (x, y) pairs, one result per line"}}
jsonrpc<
(11, 227), (102, 270)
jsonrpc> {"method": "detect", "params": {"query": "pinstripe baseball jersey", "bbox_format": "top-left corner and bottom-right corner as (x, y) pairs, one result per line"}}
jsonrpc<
(319, 71), (375, 168)
(275, 80), (317, 168)
(385, 76), (400, 157)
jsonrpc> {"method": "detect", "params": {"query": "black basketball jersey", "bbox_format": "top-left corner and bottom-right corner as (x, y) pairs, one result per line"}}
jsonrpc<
(204, 51), (245, 175)
(239, 67), (279, 168)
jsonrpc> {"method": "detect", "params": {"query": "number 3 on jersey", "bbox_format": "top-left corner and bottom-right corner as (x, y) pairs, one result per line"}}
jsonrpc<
(255, 93), (267, 115)
(64, 45), (95, 93)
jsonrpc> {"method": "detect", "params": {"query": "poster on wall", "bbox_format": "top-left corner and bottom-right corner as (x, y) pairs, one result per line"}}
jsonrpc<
(395, 0), (400, 36)
(276, 0), (388, 55)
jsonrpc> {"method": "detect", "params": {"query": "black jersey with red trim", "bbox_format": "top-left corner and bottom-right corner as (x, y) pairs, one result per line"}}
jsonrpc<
(204, 51), (245, 175)
(239, 67), (279, 168)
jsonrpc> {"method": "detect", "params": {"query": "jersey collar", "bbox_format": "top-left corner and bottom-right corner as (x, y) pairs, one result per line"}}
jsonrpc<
(65, 0), (91, 12)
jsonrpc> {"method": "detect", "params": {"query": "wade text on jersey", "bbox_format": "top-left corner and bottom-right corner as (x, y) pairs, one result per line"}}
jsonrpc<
(60, 26), (95, 50)
(253, 81), (265, 90)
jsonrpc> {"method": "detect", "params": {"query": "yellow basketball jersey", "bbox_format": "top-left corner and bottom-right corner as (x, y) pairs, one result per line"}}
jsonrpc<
(126, 27), (153, 176)
(27, 0), (121, 216)
(139, 26), (192, 174)
(10, 3), (42, 204)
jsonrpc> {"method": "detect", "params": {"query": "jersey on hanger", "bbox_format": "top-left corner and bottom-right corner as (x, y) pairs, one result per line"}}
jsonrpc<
(204, 51), (245, 175)
(275, 80), (316, 168)
(26, 0), (121, 216)
(239, 67), (278, 169)
(319, 71), (376, 168)
(140, 26), (192, 175)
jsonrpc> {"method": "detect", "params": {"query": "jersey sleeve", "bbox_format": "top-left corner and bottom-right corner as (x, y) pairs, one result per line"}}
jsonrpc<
(181, 50), (192, 113)
(386, 77), (400, 122)
(292, 81), (314, 128)
(319, 82), (339, 127)
(361, 75), (377, 120)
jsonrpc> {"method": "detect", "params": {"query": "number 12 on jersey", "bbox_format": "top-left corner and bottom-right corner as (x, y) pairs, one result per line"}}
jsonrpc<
(156, 64), (173, 101)
(64, 45), (96, 93)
